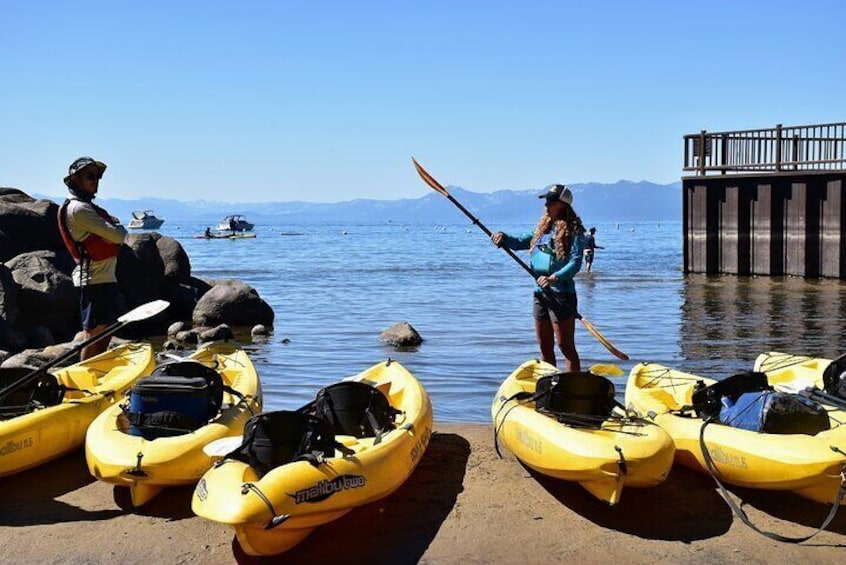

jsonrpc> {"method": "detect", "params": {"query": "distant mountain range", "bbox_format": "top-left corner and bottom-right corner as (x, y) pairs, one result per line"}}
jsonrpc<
(35, 180), (681, 225)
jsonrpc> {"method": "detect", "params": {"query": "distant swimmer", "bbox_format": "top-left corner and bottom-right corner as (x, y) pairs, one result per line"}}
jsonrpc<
(583, 227), (604, 274)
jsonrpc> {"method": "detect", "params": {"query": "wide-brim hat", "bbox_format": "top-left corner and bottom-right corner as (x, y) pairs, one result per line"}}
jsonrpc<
(64, 156), (107, 187)
(539, 184), (573, 205)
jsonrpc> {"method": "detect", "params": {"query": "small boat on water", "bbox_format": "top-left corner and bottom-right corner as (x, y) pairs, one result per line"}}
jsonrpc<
(216, 215), (254, 232)
(194, 232), (257, 240)
(128, 210), (165, 229)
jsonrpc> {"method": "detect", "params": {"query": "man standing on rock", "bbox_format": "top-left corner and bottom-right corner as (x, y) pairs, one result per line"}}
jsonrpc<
(57, 157), (127, 359)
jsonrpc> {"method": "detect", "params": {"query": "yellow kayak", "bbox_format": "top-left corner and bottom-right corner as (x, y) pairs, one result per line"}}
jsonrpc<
(754, 351), (839, 393)
(626, 362), (846, 504)
(192, 359), (433, 557)
(85, 342), (262, 507)
(0, 342), (154, 477)
(491, 359), (675, 506)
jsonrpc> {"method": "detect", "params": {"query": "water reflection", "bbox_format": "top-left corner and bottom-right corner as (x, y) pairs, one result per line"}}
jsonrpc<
(680, 274), (846, 378)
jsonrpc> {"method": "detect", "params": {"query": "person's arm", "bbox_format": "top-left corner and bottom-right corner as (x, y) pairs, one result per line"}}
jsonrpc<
(492, 229), (533, 250)
(74, 204), (127, 244)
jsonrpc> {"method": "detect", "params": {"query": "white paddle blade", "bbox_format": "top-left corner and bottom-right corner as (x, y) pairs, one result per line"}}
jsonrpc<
(118, 300), (170, 324)
(203, 436), (243, 457)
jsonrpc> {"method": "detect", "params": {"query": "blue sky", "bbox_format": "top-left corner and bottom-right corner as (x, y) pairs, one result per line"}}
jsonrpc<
(1, 1), (843, 202)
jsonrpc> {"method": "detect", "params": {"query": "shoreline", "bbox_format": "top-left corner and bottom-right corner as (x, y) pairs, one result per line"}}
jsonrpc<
(2, 423), (844, 564)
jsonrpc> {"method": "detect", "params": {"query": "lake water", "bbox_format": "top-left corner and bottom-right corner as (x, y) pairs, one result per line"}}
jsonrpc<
(152, 219), (846, 423)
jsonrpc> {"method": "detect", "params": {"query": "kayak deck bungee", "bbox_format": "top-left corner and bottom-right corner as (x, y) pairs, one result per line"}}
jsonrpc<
(625, 362), (846, 504)
(191, 359), (433, 557)
(85, 342), (262, 507)
(0, 343), (155, 477)
(491, 359), (675, 506)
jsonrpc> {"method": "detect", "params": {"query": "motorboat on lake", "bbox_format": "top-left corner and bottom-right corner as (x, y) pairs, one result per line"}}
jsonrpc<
(127, 210), (165, 229)
(216, 215), (254, 232)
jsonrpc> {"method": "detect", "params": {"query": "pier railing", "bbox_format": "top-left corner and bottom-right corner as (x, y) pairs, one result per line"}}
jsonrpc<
(683, 122), (846, 176)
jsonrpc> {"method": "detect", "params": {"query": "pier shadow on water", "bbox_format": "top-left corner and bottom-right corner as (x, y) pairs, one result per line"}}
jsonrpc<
(678, 275), (846, 378)
(233, 432), (471, 564)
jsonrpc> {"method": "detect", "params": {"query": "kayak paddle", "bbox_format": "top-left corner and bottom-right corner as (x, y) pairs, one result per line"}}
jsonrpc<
(412, 157), (629, 361)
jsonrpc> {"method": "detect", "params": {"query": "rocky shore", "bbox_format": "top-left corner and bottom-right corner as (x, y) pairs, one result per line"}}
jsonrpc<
(0, 187), (274, 368)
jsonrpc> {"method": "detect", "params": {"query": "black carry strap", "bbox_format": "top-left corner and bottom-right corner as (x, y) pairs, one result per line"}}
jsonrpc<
(492, 390), (534, 457)
(699, 418), (846, 543)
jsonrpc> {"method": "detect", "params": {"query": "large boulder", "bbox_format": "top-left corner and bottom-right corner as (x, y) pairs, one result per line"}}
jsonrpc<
(379, 321), (424, 347)
(0, 264), (20, 340)
(192, 279), (274, 328)
(6, 250), (78, 340)
(116, 233), (166, 306)
(0, 189), (63, 262)
(161, 281), (199, 322)
(156, 236), (191, 284)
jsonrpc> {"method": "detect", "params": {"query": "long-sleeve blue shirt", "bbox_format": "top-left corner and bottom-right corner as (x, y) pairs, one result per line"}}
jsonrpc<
(501, 228), (585, 293)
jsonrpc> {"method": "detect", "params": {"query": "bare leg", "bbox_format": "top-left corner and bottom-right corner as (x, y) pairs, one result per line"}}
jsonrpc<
(534, 318), (556, 366)
(553, 317), (580, 372)
(81, 323), (110, 360)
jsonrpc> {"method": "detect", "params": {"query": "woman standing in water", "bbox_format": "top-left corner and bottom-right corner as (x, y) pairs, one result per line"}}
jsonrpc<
(491, 184), (586, 371)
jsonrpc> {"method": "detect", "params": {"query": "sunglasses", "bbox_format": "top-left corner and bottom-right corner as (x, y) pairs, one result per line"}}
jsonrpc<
(81, 172), (101, 181)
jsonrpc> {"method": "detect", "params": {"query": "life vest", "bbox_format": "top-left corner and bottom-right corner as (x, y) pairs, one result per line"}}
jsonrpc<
(57, 199), (120, 263)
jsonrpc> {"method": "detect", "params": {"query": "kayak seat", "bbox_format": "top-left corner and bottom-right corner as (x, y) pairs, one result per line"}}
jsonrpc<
(312, 381), (400, 441)
(225, 410), (337, 477)
(0, 368), (64, 419)
(535, 372), (616, 424)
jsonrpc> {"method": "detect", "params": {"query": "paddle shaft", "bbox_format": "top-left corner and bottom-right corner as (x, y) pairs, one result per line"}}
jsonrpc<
(413, 158), (629, 361)
(0, 320), (127, 401)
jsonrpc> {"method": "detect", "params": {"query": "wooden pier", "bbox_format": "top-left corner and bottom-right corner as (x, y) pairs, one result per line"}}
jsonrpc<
(683, 122), (846, 278)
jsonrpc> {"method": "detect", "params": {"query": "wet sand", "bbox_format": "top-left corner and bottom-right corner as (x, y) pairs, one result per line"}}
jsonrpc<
(1, 423), (844, 564)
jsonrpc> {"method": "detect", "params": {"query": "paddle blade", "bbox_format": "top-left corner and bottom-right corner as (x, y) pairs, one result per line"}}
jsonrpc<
(590, 363), (625, 377)
(118, 300), (170, 324)
(412, 157), (449, 196)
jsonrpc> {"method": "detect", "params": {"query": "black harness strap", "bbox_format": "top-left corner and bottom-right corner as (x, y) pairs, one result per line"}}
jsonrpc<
(699, 418), (846, 543)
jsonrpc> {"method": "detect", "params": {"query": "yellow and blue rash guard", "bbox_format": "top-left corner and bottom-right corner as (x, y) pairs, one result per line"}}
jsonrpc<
(500, 229), (585, 293)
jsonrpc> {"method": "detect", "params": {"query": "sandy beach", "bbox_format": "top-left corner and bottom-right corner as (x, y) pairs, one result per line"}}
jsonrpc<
(2, 422), (844, 564)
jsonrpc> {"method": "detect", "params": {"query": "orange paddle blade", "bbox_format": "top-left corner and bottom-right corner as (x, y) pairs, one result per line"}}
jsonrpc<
(412, 157), (449, 196)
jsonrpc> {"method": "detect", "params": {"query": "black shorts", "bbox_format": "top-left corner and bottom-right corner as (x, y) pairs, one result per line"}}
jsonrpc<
(584, 250), (595, 263)
(533, 291), (577, 322)
(80, 283), (123, 330)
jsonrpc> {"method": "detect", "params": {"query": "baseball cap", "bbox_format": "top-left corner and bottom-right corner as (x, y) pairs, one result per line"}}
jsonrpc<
(64, 157), (107, 187)
(539, 184), (573, 205)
